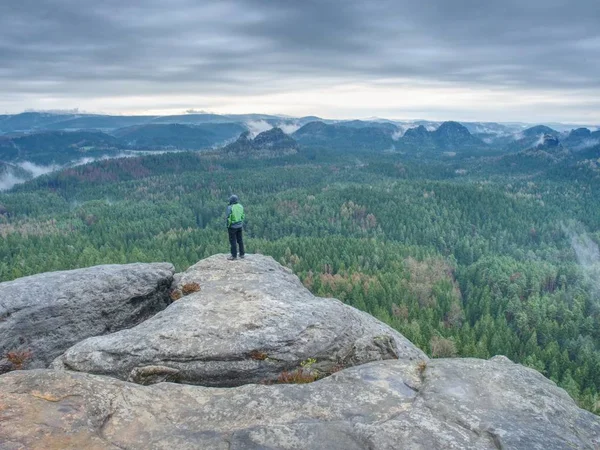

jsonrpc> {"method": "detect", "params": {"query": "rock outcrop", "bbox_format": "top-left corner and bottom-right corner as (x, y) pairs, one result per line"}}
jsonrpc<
(0, 263), (174, 371)
(52, 254), (424, 386)
(2, 357), (599, 449)
(2, 254), (600, 449)
(223, 128), (298, 157)
(431, 121), (484, 150)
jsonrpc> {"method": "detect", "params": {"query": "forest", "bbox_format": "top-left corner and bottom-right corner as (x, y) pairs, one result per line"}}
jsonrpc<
(1, 142), (600, 413)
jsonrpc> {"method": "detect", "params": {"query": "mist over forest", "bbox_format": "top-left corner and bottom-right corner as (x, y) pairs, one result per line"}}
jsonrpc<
(1, 108), (600, 414)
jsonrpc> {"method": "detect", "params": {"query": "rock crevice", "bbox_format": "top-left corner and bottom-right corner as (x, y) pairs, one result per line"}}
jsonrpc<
(0, 263), (175, 372)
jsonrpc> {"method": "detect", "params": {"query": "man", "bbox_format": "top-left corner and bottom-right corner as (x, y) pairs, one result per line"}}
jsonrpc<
(226, 194), (245, 260)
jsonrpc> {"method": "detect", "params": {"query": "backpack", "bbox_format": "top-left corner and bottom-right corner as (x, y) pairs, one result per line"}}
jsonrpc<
(228, 203), (245, 226)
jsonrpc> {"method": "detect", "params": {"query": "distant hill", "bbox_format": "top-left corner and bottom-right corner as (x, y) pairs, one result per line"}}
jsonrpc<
(395, 122), (485, 152)
(0, 131), (120, 164)
(223, 128), (298, 157)
(431, 121), (484, 150)
(2, 112), (597, 165)
(0, 123), (249, 165)
(521, 125), (560, 138)
(0, 112), (83, 133)
(333, 120), (399, 132)
(561, 128), (600, 151)
(400, 125), (435, 150)
(461, 122), (516, 136)
(115, 123), (245, 150)
(293, 121), (395, 151)
(44, 115), (156, 131)
(149, 114), (234, 125)
(294, 120), (486, 153)
(501, 125), (561, 152)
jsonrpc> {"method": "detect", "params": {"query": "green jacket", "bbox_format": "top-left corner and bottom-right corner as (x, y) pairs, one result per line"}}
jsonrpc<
(226, 203), (244, 228)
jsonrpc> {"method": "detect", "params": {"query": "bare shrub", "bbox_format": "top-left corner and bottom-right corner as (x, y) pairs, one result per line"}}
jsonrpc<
(6, 349), (33, 369)
(430, 336), (457, 358)
(181, 282), (201, 295)
(249, 350), (268, 361)
(277, 368), (317, 384)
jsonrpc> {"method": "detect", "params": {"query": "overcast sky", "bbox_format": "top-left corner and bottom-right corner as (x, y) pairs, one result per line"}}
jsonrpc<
(1, 0), (599, 123)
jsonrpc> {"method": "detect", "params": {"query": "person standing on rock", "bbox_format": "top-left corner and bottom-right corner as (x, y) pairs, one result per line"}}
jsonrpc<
(226, 194), (245, 260)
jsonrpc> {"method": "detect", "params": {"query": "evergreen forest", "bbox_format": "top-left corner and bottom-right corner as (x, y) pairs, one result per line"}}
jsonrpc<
(1, 142), (600, 413)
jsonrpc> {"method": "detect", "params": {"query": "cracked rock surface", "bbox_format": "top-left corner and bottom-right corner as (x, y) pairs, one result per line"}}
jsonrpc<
(52, 254), (425, 386)
(3, 255), (600, 449)
(1, 358), (599, 449)
(0, 263), (174, 371)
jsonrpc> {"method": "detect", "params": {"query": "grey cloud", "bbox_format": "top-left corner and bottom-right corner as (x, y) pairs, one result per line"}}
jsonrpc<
(0, 0), (599, 115)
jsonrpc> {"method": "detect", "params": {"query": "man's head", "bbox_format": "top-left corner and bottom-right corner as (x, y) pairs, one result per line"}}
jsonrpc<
(229, 194), (239, 204)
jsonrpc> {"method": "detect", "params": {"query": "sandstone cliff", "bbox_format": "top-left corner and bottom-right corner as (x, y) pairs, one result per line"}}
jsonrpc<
(0, 254), (599, 449)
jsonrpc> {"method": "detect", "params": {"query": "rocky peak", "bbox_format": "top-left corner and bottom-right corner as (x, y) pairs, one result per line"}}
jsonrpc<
(563, 127), (600, 151)
(432, 121), (482, 149)
(536, 133), (561, 149)
(293, 120), (330, 136)
(223, 127), (298, 156)
(433, 121), (471, 138)
(238, 130), (252, 141)
(522, 125), (559, 138)
(52, 254), (422, 386)
(252, 127), (295, 148)
(403, 124), (430, 139)
(1, 255), (600, 449)
(0, 263), (174, 371)
(569, 127), (592, 138)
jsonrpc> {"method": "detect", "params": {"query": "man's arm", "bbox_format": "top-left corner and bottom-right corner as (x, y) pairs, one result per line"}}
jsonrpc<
(225, 205), (232, 227)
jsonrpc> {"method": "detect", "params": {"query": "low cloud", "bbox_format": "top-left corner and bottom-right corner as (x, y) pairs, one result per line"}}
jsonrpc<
(0, 172), (28, 191)
(17, 161), (61, 177)
(391, 123), (419, 140)
(562, 222), (600, 299)
(185, 109), (211, 114)
(69, 151), (179, 167)
(533, 134), (545, 147)
(0, 162), (59, 191)
(575, 139), (600, 151)
(23, 108), (83, 114)
(245, 120), (273, 137)
(278, 122), (301, 134)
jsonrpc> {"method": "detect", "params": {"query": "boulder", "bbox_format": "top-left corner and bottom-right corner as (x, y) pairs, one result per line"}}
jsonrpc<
(52, 254), (425, 386)
(0, 263), (174, 371)
(1, 357), (599, 449)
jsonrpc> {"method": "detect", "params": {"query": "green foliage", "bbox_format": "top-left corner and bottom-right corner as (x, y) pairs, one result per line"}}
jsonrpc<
(1, 147), (600, 412)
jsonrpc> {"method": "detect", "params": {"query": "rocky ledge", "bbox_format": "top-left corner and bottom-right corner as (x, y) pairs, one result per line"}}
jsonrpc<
(0, 254), (599, 449)
(0, 263), (174, 371)
(2, 357), (599, 449)
(52, 254), (424, 386)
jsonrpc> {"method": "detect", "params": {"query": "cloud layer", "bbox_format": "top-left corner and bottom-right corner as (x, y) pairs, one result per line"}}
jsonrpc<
(1, 0), (599, 122)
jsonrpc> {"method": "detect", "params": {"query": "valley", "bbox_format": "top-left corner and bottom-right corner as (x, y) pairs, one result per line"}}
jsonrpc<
(0, 111), (599, 413)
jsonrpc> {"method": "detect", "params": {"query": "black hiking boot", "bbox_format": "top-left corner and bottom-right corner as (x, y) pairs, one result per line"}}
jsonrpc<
(227, 255), (237, 261)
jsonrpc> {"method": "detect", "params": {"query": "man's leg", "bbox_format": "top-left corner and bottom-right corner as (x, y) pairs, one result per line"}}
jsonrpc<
(228, 228), (237, 258)
(237, 228), (245, 257)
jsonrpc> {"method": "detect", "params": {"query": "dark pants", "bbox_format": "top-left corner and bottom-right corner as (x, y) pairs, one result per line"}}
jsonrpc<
(228, 227), (244, 257)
